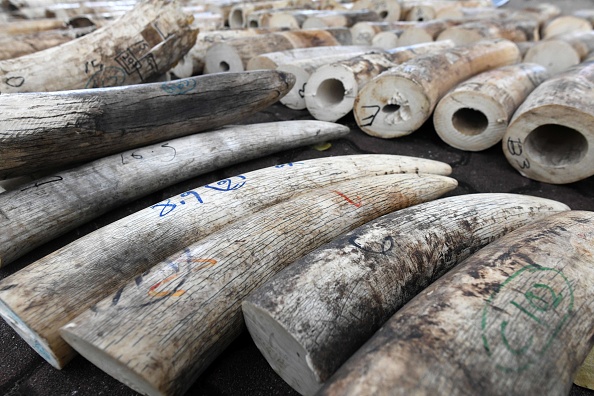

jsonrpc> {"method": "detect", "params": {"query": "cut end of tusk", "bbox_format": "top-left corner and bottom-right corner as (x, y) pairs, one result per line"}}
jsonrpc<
(243, 301), (323, 396)
(0, 299), (63, 369)
(355, 75), (429, 139)
(204, 43), (244, 74)
(60, 326), (160, 396)
(305, 65), (358, 122)
(434, 91), (506, 151)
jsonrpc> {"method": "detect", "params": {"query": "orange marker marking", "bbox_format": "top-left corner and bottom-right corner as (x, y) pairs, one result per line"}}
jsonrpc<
(332, 190), (363, 208)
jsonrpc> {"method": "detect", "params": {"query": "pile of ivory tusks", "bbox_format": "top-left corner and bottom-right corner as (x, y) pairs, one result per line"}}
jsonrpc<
(0, 0), (593, 395)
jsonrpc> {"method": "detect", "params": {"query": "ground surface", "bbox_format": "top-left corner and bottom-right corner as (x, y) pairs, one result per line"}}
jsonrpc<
(2, 0), (594, 394)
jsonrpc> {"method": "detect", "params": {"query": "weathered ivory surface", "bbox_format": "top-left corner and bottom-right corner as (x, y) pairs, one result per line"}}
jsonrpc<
(319, 211), (594, 396)
(60, 173), (457, 396)
(0, 154), (452, 369)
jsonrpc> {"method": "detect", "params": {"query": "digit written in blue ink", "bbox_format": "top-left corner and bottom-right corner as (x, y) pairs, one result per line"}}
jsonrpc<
(275, 162), (305, 168)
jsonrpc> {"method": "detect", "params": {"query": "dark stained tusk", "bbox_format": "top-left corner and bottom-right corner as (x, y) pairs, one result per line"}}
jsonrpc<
(319, 210), (594, 396)
(0, 70), (295, 179)
(242, 193), (569, 395)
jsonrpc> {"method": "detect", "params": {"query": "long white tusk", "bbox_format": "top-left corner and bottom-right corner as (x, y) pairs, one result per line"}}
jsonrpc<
(353, 39), (520, 139)
(434, 63), (548, 152)
(0, 154), (452, 369)
(0, 70), (295, 179)
(59, 173), (457, 396)
(317, 211), (594, 396)
(0, 0), (197, 93)
(0, 120), (350, 267)
(242, 193), (569, 395)
(502, 60), (594, 184)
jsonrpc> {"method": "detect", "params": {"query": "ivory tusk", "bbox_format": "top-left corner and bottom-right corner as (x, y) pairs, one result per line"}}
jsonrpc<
(350, 0), (401, 22)
(243, 193), (569, 395)
(0, 154), (452, 369)
(524, 31), (594, 75)
(523, 40), (581, 75)
(433, 63), (548, 151)
(247, 45), (375, 71)
(277, 47), (385, 110)
(353, 39), (521, 139)
(228, 0), (294, 29)
(59, 173), (457, 396)
(301, 9), (381, 29)
(0, 26), (96, 61)
(436, 18), (540, 45)
(0, 0), (198, 93)
(0, 70), (294, 179)
(402, 0), (492, 22)
(542, 15), (593, 40)
(371, 29), (406, 49)
(171, 28), (273, 78)
(502, 60), (594, 184)
(317, 211), (594, 396)
(305, 40), (455, 122)
(0, 18), (67, 35)
(0, 120), (350, 267)
(349, 21), (415, 45)
(203, 28), (351, 74)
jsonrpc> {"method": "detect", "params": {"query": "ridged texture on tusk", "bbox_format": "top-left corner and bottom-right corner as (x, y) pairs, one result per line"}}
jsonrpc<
(0, 154), (451, 369)
(0, 0), (198, 93)
(0, 120), (350, 267)
(319, 210), (594, 396)
(242, 193), (569, 395)
(353, 39), (520, 139)
(59, 173), (457, 396)
(305, 41), (455, 122)
(0, 70), (295, 178)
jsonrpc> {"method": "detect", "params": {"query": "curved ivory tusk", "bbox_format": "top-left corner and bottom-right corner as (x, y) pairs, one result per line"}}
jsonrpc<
(305, 41), (455, 122)
(436, 18), (540, 45)
(353, 39), (521, 138)
(242, 193), (570, 396)
(542, 15), (592, 39)
(277, 48), (385, 110)
(0, 18), (67, 36)
(0, 26), (97, 61)
(203, 28), (351, 74)
(502, 60), (594, 184)
(247, 45), (374, 71)
(0, 120), (350, 267)
(0, 70), (295, 179)
(433, 63), (548, 152)
(317, 210), (594, 396)
(0, 154), (452, 369)
(59, 173), (457, 396)
(0, 0), (197, 93)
